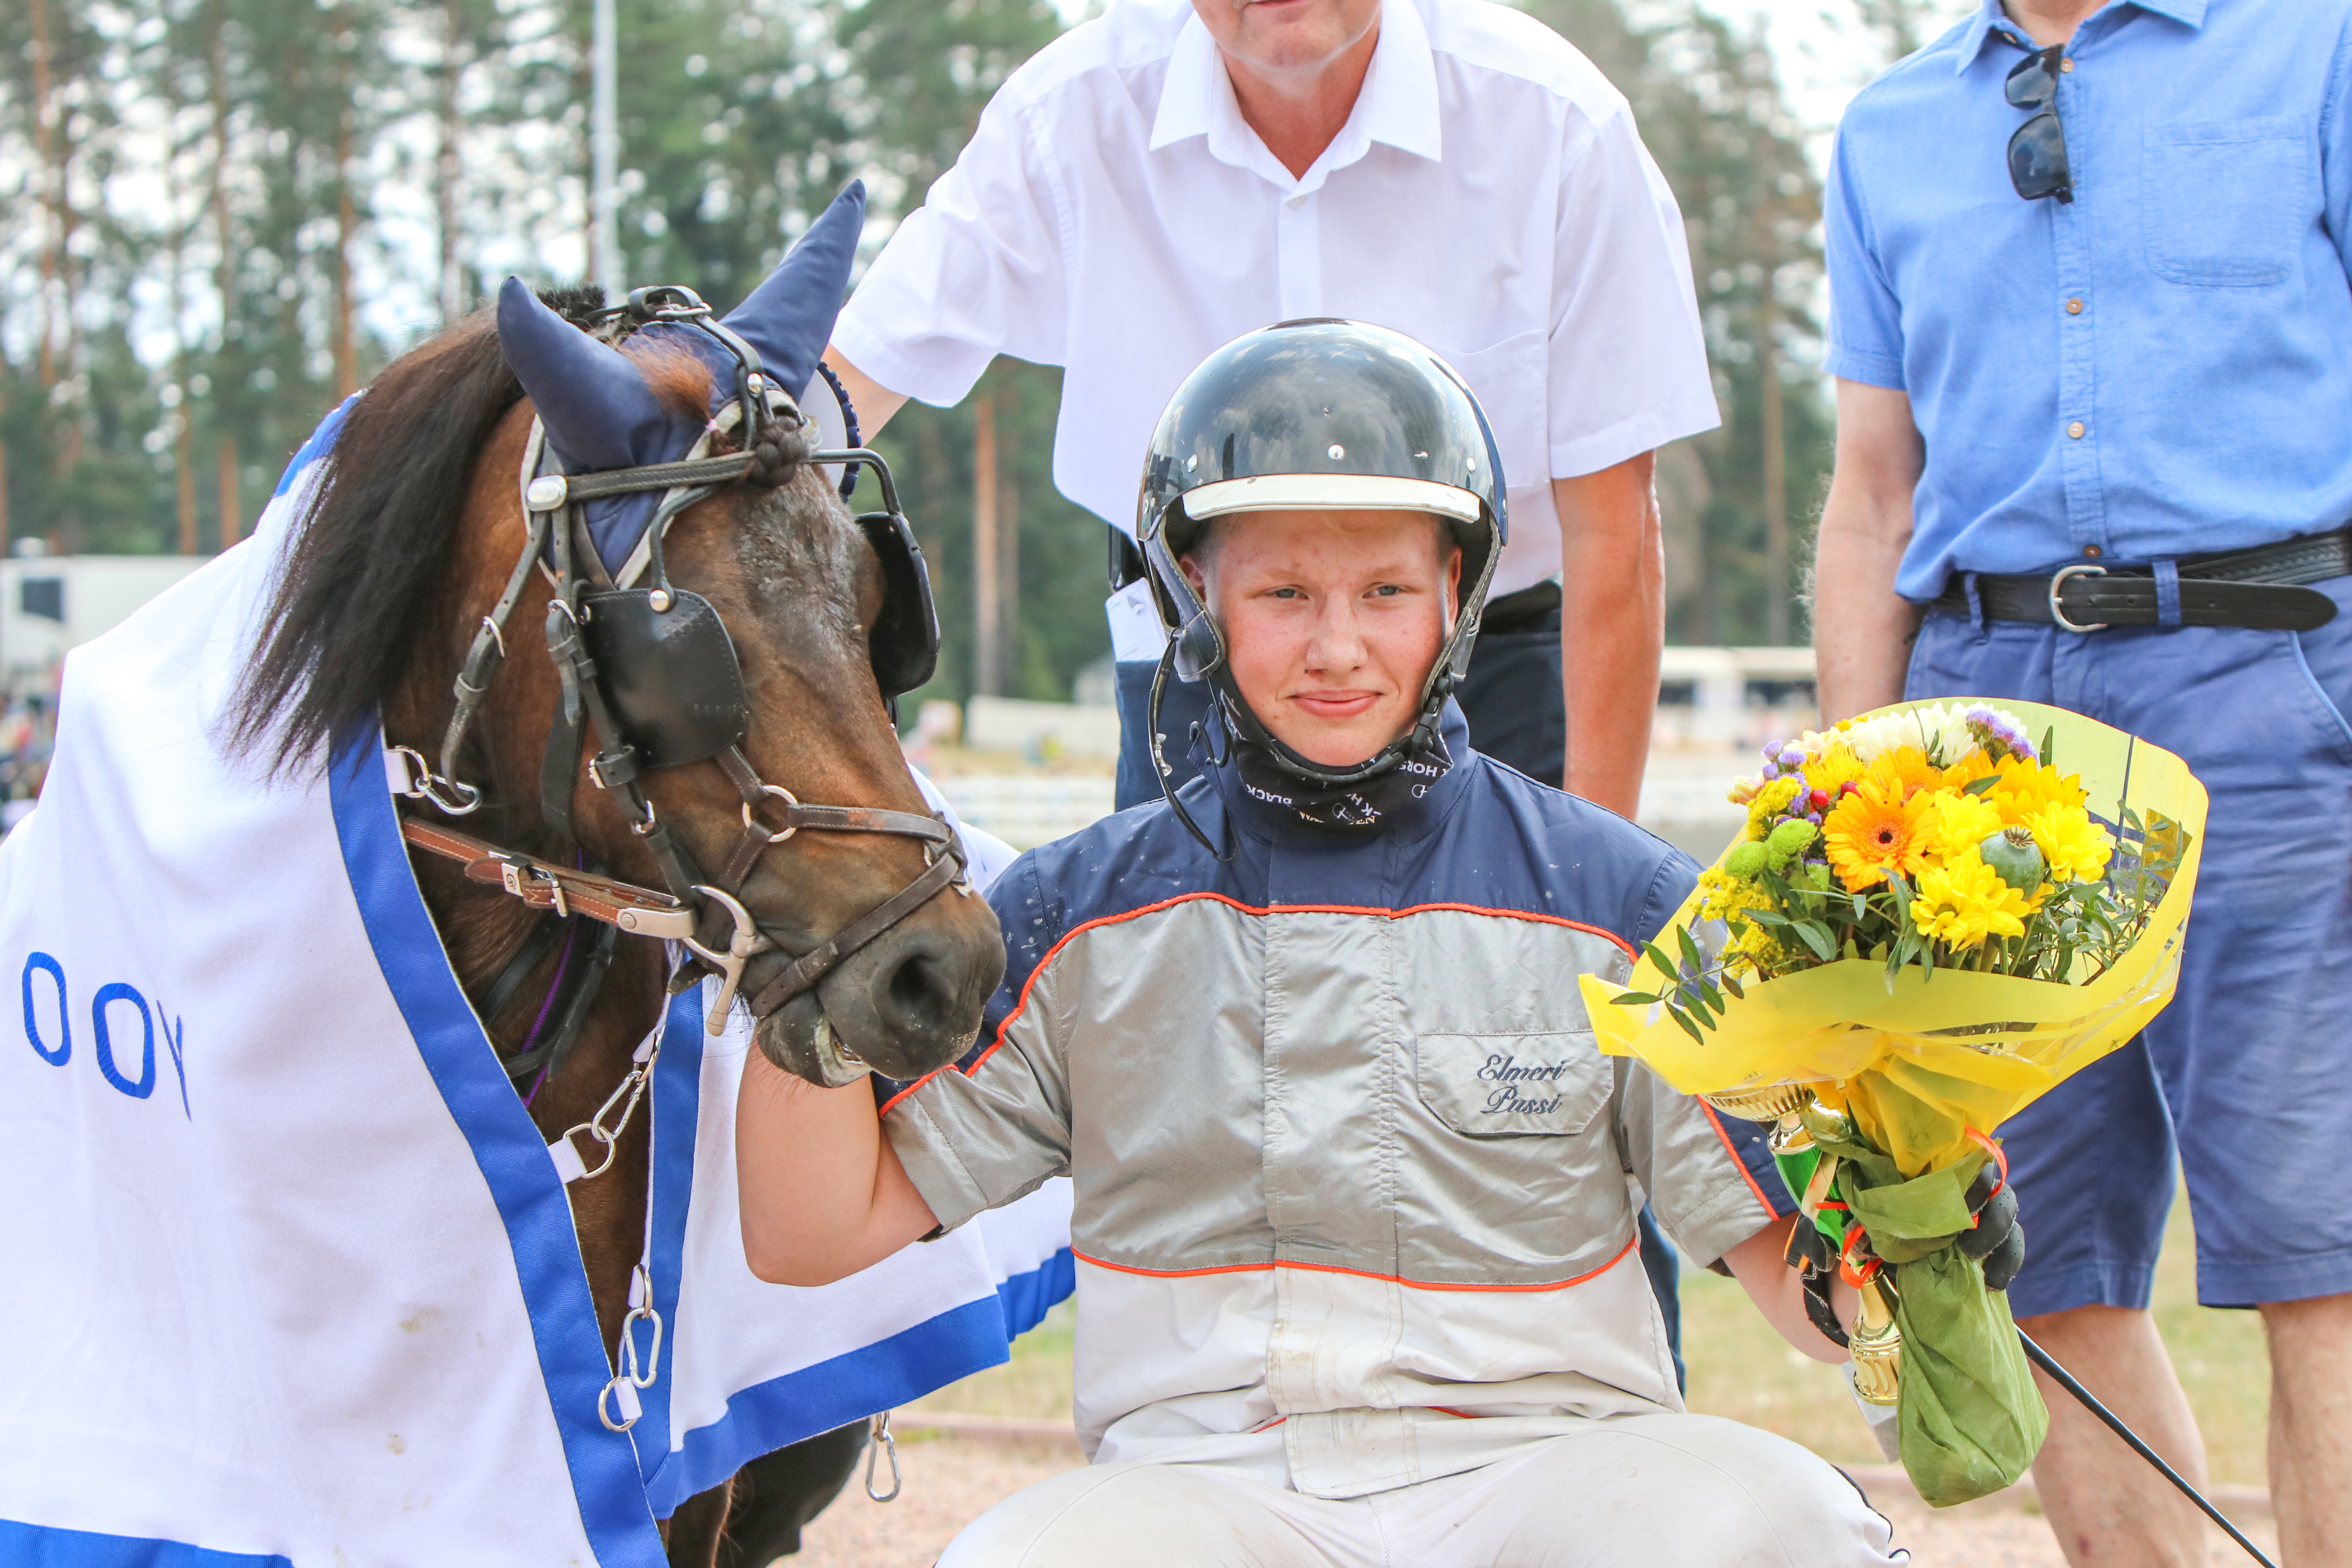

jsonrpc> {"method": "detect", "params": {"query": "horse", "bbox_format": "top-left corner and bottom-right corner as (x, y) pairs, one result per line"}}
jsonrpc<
(227, 185), (1005, 1564)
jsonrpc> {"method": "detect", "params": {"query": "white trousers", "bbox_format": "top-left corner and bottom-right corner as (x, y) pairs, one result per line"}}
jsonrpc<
(937, 1414), (1905, 1567)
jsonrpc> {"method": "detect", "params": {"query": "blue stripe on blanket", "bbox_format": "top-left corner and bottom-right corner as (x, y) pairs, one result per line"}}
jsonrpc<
(0, 1518), (293, 1567)
(328, 723), (668, 1568)
(642, 1249), (1076, 1520)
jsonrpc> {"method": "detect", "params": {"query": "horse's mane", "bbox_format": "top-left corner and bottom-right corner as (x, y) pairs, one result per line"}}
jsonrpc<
(232, 288), (712, 775)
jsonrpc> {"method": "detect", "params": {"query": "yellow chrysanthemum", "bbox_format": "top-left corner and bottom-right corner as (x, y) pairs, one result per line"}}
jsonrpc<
(1985, 756), (2089, 827)
(1744, 776), (1803, 840)
(1920, 789), (2004, 862)
(1912, 852), (2033, 949)
(1696, 867), (1788, 975)
(1801, 744), (1867, 796)
(2025, 802), (2113, 884)
(1822, 778), (1935, 892)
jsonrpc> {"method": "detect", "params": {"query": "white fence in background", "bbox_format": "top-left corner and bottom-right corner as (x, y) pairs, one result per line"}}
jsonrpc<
(962, 695), (1123, 762)
(932, 772), (1121, 852)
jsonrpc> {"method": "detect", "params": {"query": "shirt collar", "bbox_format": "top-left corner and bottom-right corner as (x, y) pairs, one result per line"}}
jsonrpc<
(1954, 0), (2207, 75)
(1150, 0), (1441, 179)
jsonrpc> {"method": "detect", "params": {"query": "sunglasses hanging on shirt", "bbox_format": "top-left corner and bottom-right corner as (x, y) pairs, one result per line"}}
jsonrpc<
(2006, 44), (2074, 203)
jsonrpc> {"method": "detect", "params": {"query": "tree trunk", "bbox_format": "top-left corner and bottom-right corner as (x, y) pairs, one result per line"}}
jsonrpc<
(219, 437), (241, 548)
(439, 0), (464, 323)
(177, 419), (200, 554)
(32, 0), (57, 392)
(335, 84), (358, 399)
(1761, 333), (1789, 647)
(971, 395), (999, 698)
(998, 466), (1020, 698)
(172, 235), (198, 554)
(209, 0), (234, 544)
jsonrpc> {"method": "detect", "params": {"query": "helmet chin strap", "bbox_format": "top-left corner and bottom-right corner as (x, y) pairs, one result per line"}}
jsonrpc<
(1148, 638), (1233, 862)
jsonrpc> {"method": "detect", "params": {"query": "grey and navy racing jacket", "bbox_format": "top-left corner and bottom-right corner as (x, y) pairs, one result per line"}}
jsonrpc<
(880, 705), (1786, 1498)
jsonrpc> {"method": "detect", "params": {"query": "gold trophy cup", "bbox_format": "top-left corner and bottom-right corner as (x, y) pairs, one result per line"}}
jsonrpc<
(1702, 1080), (1821, 1156)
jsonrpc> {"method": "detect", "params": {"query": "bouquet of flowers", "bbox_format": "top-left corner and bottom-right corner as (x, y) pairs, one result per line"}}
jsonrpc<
(1580, 700), (2206, 1505)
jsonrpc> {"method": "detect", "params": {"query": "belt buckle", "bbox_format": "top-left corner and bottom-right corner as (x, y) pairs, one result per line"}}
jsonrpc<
(2048, 563), (2109, 633)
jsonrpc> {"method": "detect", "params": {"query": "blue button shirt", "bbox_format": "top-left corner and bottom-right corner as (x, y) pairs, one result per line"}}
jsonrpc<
(1825, 0), (2352, 600)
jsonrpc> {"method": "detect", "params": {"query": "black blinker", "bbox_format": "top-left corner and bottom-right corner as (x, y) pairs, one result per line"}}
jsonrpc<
(858, 509), (940, 698)
(580, 588), (750, 768)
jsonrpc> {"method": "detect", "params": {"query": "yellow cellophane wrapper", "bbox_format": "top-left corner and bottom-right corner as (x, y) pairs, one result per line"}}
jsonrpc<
(1580, 701), (2209, 1178)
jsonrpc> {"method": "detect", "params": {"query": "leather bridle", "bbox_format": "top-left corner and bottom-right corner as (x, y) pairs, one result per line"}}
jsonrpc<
(391, 286), (968, 1075)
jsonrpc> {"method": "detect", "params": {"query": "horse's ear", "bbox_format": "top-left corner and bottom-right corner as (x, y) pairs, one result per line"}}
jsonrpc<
(721, 180), (865, 401)
(496, 276), (686, 473)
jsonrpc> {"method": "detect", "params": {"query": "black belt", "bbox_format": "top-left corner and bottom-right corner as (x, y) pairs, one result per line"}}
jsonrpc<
(1930, 528), (2349, 633)
(1480, 580), (1562, 636)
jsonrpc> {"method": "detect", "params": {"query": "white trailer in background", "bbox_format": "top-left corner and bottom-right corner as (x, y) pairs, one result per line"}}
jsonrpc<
(0, 556), (205, 687)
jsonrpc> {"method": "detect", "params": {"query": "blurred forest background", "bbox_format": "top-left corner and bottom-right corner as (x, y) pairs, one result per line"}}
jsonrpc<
(0, 0), (1949, 707)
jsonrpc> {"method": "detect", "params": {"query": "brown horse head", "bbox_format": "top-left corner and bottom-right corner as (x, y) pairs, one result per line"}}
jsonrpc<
(234, 187), (1002, 1087)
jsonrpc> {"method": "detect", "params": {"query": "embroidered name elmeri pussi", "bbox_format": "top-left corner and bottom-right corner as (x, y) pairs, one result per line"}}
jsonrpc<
(1476, 1053), (1570, 1116)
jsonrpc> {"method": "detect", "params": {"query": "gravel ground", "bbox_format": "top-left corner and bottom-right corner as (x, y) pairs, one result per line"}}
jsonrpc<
(790, 1433), (2280, 1567)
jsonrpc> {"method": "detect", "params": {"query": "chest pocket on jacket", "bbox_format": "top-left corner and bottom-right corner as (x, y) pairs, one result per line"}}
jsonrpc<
(1415, 1031), (1612, 1138)
(2142, 116), (2308, 287)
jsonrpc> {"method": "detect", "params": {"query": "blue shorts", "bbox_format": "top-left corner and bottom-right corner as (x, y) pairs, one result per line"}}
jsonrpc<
(1905, 573), (2352, 1312)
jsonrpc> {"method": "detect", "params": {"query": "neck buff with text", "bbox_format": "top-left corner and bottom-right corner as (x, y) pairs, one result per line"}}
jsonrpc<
(1223, 705), (1455, 836)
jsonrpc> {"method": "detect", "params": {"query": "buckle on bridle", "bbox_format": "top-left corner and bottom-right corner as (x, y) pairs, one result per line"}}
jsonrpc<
(2048, 563), (2109, 633)
(495, 854), (571, 919)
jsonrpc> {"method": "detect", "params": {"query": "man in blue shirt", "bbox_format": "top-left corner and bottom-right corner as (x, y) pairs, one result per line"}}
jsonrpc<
(1817, 2), (2352, 1562)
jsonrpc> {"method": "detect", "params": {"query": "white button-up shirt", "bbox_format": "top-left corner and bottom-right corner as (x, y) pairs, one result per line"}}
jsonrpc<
(833, 0), (1717, 619)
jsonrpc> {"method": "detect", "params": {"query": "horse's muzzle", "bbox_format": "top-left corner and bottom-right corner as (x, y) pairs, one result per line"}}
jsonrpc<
(754, 888), (1004, 1086)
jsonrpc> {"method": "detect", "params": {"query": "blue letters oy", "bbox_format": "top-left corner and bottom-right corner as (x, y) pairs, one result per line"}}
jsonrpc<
(22, 952), (68, 1066)
(92, 982), (155, 1100)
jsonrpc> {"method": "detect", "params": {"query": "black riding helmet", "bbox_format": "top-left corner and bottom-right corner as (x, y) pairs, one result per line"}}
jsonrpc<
(1136, 319), (1508, 810)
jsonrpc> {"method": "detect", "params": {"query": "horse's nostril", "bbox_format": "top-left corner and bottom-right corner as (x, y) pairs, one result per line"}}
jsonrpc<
(885, 950), (949, 1027)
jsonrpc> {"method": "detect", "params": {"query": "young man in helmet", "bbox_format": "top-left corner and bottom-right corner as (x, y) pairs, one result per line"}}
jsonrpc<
(737, 324), (1920, 1563)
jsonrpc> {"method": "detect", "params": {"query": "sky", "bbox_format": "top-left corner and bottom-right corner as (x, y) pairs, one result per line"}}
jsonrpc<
(1698, 0), (1981, 156)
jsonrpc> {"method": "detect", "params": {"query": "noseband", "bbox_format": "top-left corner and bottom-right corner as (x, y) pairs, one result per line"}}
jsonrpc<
(393, 286), (967, 1066)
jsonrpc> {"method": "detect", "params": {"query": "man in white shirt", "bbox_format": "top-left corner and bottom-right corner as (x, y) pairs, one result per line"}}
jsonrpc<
(825, 0), (1717, 826)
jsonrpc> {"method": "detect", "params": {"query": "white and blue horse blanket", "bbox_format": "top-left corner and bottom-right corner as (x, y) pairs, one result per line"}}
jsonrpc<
(0, 417), (1072, 1566)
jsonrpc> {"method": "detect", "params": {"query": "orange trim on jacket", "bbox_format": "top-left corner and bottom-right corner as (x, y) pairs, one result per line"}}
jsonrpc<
(1069, 1232), (1640, 1295)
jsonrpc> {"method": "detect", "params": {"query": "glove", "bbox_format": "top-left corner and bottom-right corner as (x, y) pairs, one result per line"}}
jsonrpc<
(1954, 1157), (2026, 1292)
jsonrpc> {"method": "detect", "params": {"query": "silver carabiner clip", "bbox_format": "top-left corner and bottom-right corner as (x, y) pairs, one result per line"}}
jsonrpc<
(389, 744), (484, 816)
(865, 1411), (902, 1503)
(556, 1040), (656, 1182)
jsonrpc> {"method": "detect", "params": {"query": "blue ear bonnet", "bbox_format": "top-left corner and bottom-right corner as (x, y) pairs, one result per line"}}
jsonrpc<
(496, 179), (865, 573)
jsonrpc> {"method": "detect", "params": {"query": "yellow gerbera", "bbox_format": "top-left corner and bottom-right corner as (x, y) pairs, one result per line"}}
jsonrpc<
(1920, 789), (2004, 862)
(1912, 852), (2033, 949)
(1985, 756), (2088, 826)
(1823, 778), (1935, 891)
(1744, 776), (1802, 840)
(1801, 744), (1867, 796)
(2025, 802), (2113, 884)
(1864, 745), (1945, 801)
(1867, 745), (1980, 802)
